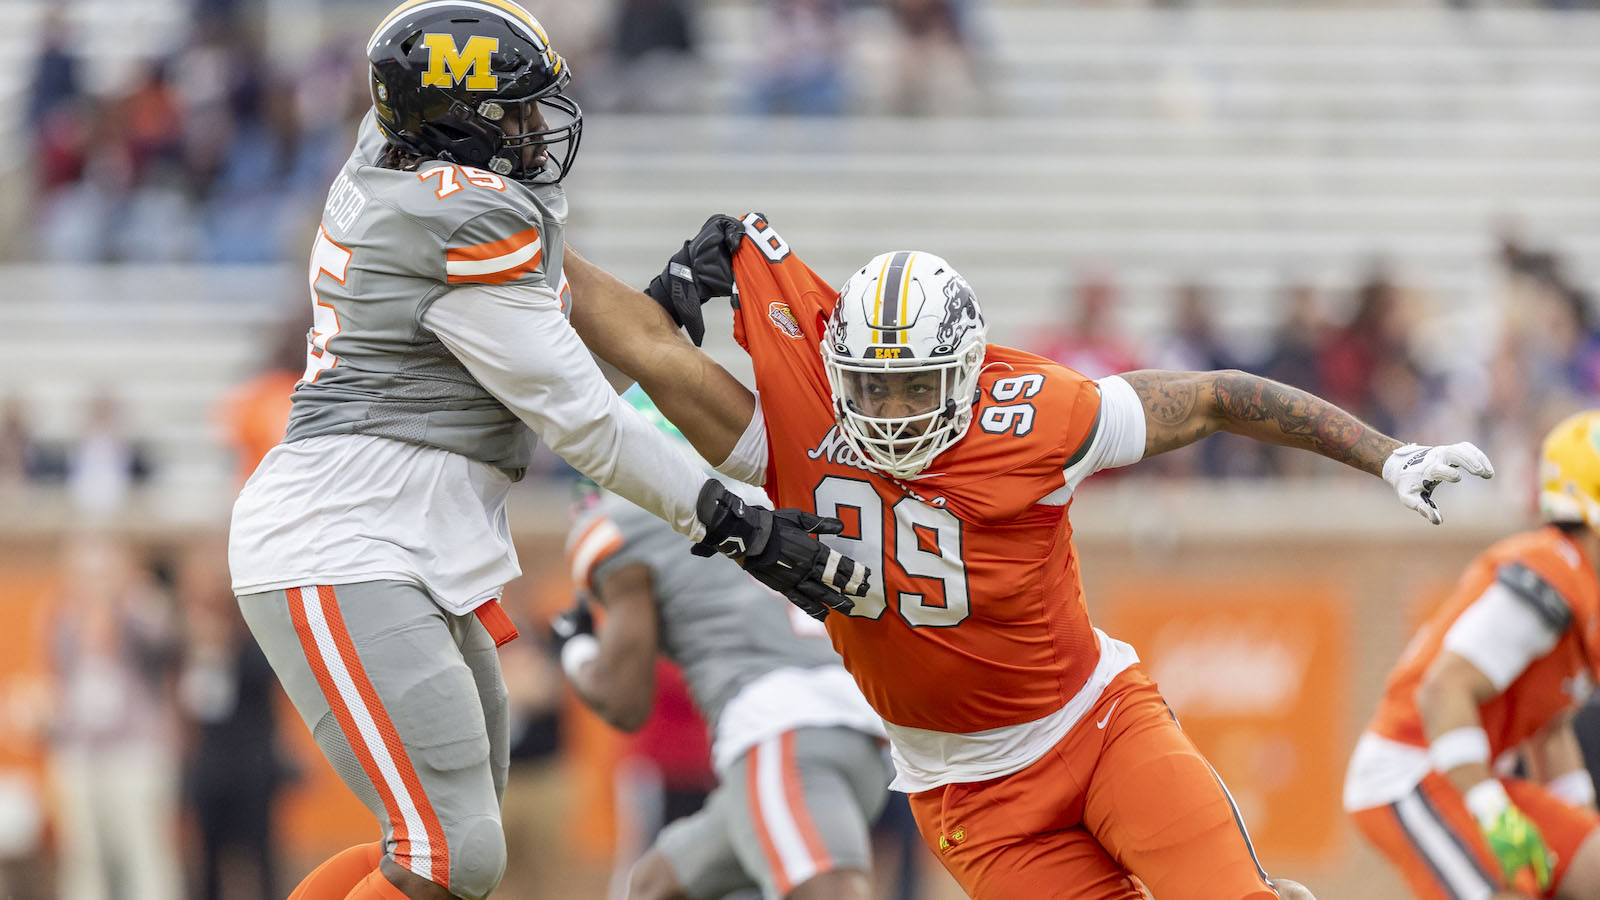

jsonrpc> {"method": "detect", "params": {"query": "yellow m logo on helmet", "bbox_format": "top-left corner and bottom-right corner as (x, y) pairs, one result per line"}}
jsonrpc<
(420, 34), (499, 90)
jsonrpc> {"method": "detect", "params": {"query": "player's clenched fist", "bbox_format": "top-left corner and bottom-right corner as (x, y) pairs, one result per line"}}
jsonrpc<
(690, 480), (869, 620)
(643, 213), (746, 346)
(1382, 442), (1495, 524)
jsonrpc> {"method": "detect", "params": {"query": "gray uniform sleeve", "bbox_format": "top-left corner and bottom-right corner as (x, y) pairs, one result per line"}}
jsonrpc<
(423, 283), (709, 541)
(436, 204), (553, 294)
(573, 501), (674, 593)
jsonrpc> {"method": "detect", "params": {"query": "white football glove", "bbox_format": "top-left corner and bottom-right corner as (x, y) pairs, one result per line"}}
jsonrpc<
(1382, 442), (1495, 525)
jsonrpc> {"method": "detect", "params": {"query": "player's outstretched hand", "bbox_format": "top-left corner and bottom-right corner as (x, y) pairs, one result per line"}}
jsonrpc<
(690, 480), (869, 620)
(1383, 442), (1495, 525)
(642, 213), (748, 346)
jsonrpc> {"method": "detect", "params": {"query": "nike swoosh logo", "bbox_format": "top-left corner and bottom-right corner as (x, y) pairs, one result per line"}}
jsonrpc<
(1096, 699), (1120, 730)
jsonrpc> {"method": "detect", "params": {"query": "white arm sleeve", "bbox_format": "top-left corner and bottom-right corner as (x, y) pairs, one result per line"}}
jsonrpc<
(424, 282), (709, 541)
(1057, 375), (1148, 495)
(714, 393), (768, 486)
(1442, 582), (1565, 691)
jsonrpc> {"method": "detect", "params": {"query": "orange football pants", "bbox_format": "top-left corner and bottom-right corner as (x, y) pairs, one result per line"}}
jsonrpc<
(1350, 770), (1600, 899)
(908, 665), (1279, 900)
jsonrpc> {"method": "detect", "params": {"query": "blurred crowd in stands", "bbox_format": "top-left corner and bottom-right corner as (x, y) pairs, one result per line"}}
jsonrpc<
(16, 0), (1600, 263)
(1024, 230), (1600, 491)
(1, 390), (152, 516)
(8, 228), (1594, 497)
(28, 10), (369, 264)
(23, 0), (983, 264)
(18, 0), (1598, 482)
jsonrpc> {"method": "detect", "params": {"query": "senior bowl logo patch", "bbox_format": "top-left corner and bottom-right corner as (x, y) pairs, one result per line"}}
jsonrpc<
(939, 825), (967, 852)
(768, 302), (803, 339)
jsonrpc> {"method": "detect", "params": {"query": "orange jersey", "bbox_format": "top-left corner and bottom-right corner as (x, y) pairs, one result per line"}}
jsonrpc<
(219, 370), (298, 485)
(730, 228), (1103, 734)
(1368, 526), (1600, 757)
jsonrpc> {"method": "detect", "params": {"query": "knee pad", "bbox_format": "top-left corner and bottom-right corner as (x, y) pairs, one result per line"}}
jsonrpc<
(448, 815), (506, 900)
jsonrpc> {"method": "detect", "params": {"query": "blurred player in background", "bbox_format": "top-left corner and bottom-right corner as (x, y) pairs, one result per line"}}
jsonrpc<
(226, 4), (867, 899)
(639, 211), (1498, 900)
(218, 316), (306, 486)
(599, 661), (717, 900)
(1345, 411), (1600, 899)
(555, 388), (891, 900)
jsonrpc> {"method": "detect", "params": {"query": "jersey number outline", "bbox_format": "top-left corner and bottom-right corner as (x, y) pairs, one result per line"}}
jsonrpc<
(302, 225), (353, 384)
(812, 476), (971, 628)
(418, 164), (507, 198)
(740, 212), (792, 262)
(980, 373), (1045, 437)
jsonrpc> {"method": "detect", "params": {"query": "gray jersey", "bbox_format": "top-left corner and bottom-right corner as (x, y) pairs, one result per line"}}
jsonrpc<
(573, 489), (842, 734)
(285, 112), (569, 476)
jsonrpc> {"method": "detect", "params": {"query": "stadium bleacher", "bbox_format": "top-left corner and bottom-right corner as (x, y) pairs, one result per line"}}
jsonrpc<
(6, 4), (1600, 502)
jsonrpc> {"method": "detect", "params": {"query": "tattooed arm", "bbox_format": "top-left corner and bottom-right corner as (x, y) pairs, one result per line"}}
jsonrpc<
(1119, 369), (1398, 475)
(1114, 369), (1493, 522)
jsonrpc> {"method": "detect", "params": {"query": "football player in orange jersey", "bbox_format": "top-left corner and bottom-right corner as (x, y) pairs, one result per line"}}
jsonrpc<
(640, 213), (1492, 900)
(1344, 411), (1600, 900)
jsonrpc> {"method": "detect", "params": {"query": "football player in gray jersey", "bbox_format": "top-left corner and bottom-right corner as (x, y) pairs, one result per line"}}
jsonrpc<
(226, 4), (867, 900)
(557, 389), (891, 900)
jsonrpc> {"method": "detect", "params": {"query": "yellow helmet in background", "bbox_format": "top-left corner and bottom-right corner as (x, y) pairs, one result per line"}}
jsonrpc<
(1540, 410), (1600, 529)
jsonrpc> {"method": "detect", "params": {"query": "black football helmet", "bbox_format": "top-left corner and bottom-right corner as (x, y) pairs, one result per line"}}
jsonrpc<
(367, 0), (582, 182)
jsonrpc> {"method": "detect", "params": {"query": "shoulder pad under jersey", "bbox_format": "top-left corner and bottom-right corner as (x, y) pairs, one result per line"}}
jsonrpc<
(1497, 560), (1574, 633)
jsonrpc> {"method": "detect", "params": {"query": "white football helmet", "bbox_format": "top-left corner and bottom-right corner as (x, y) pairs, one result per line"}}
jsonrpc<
(823, 251), (987, 478)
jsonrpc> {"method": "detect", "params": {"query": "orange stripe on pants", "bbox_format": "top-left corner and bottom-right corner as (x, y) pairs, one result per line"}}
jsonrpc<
(746, 740), (792, 894)
(780, 731), (834, 872)
(289, 586), (451, 888)
(746, 732), (833, 894)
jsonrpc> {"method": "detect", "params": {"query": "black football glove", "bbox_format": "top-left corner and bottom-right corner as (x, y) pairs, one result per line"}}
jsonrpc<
(689, 480), (869, 621)
(643, 213), (749, 346)
(548, 598), (595, 652)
